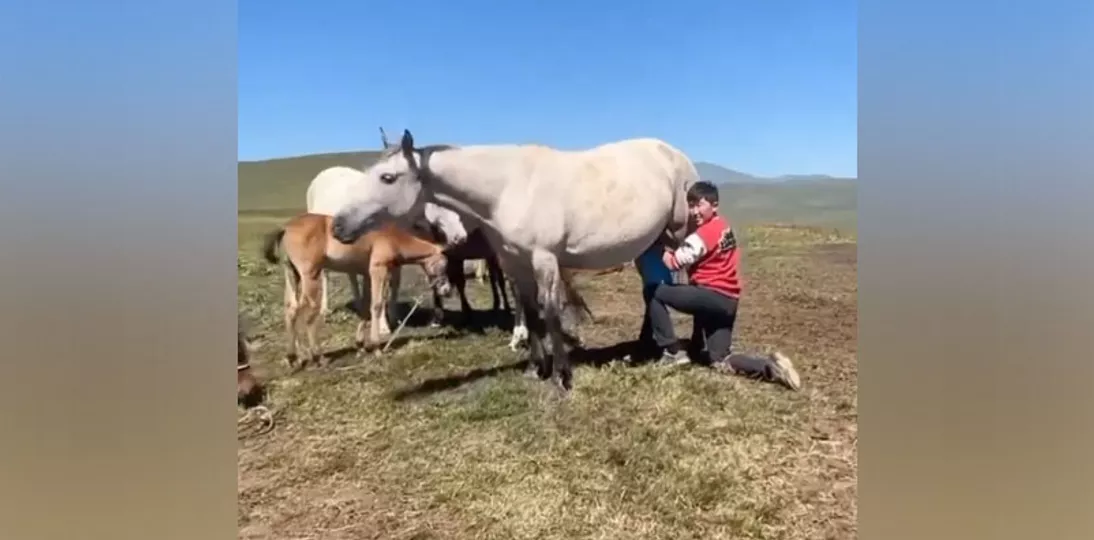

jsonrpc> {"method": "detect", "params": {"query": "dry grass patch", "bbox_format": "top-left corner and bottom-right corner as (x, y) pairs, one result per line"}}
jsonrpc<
(238, 221), (857, 540)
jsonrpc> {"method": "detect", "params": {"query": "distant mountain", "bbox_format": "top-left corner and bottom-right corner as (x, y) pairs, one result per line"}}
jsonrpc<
(694, 162), (762, 184)
(694, 161), (856, 184)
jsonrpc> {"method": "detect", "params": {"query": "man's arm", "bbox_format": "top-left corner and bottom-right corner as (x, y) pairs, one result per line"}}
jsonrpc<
(663, 231), (708, 269)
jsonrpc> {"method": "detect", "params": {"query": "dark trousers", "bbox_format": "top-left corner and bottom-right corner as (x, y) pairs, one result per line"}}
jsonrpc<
(647, 284), (773, 377)
(637, 282), (659, 349)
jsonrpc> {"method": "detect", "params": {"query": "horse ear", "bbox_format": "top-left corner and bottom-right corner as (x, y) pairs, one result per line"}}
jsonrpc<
(400, 129), (414, 152)
(379, 126), (390, 148)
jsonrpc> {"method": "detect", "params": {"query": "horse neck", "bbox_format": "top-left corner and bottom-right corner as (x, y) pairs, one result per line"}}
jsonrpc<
(395, 231), (443, 263)
(425, 147), (526, 223)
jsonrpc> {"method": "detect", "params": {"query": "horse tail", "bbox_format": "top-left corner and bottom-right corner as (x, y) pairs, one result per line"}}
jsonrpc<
(560, 269), (595, 324)
(261, 228), (286, 265)
(279, 255), (304, 315)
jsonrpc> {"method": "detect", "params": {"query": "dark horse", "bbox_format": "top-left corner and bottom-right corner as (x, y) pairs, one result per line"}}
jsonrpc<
(237, 315), (264, 408)
(430, 227), (511, 326)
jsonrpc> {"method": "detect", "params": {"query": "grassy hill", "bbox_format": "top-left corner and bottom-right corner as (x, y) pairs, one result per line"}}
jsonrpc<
(238, 150), (381, 215)
(718, 179), (856, 231)
(239, 150), (857, 232)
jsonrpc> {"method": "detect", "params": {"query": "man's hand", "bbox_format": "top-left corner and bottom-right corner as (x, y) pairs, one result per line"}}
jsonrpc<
(662, 249), (680, 271)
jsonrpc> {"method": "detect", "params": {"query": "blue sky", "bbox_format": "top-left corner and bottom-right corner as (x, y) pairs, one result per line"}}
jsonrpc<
(239, 1), (857, 178)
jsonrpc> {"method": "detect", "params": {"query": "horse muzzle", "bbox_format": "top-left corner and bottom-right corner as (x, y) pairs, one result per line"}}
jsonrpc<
(332, 213), (377, 245)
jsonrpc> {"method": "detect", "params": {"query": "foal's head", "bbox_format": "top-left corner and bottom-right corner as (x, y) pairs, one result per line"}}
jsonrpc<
(419, 251), (453, 299)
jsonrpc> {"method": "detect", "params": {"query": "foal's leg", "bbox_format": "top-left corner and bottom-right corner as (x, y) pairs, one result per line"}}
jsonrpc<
(320, 270), (329, 315)
(346, 272), (360, 314)
(354, 267), (374, 318)
(369, 264), (391, 343)
(384, 267), (401, 334)
(300, 271), (327, 367)
(532, 249), (572, 392)
(283, 264), (302, 369)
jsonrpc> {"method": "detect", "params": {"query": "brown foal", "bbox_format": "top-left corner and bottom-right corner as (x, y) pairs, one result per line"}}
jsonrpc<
(262, 213), (452, 371)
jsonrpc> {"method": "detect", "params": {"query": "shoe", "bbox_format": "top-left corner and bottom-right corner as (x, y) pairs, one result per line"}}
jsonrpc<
(656, 349), (691, 367)
(769, 351), (802, 391)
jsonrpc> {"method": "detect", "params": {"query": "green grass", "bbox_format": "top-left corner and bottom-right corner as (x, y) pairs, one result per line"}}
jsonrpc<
(237, 151), (858, 539)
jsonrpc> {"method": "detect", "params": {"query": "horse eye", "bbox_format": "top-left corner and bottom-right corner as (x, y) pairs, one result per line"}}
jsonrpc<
(379, 173), (397, 184)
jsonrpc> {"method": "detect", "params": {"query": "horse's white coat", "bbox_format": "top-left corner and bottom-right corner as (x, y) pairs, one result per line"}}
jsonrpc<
(332, 131), (698, 391)
(305, 166), (467, 315)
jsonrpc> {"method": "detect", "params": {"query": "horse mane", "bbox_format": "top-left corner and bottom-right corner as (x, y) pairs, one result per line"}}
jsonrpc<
(376, 143), (458, 161)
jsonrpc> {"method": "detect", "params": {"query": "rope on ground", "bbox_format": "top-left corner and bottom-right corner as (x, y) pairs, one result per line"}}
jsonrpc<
(238, 405), (275, 439)
(381, 275), (443, 353)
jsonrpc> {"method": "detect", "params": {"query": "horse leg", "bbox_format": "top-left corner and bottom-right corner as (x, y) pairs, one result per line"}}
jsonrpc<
(357, 267), (374, 318)
(351, 273), (369, 351)
(369, 264), (390, 344)
(346, 272), (359, 314)
(353, 315), (368, 351)
(320, 269), (329, 315)
(532, 249), (572, 392)
(300, 271), (327, 367)
(282, 263), (302, 370)
(430, 286), (444, 327)
(452, 259), (472, 324)
(484, 257), (501, 313)
(663, 187), (692, 249)
(508, 278), (529, 351)
(385, 266), (401, 333)
(489, 256), (510, 313)
(512, 271), (549, 380)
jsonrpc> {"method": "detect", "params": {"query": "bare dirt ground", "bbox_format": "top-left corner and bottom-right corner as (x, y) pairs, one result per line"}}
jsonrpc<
(237, 220), (857, 540)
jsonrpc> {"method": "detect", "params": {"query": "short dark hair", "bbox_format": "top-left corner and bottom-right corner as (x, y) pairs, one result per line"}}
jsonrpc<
(686, 181), (719, 205)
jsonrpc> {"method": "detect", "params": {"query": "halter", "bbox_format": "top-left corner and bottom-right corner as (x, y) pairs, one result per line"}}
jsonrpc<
(237, 363), (251, 372)
(406, 144), (451, 186)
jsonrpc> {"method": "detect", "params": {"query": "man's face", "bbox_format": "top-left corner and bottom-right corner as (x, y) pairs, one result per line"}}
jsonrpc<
(689, 197), (717, 225)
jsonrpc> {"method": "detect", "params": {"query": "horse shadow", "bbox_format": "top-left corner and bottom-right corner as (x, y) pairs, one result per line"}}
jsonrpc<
(433, 308), (515, 334)
(341, 299), (516, 332)
(302, 327), (469, 370)
(389, 337), (699, 401)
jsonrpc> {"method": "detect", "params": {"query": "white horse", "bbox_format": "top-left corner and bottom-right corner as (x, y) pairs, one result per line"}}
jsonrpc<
(367, 130), (576, 352)
(330, 129), (697, 393)
(305, 165), (468, 318)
